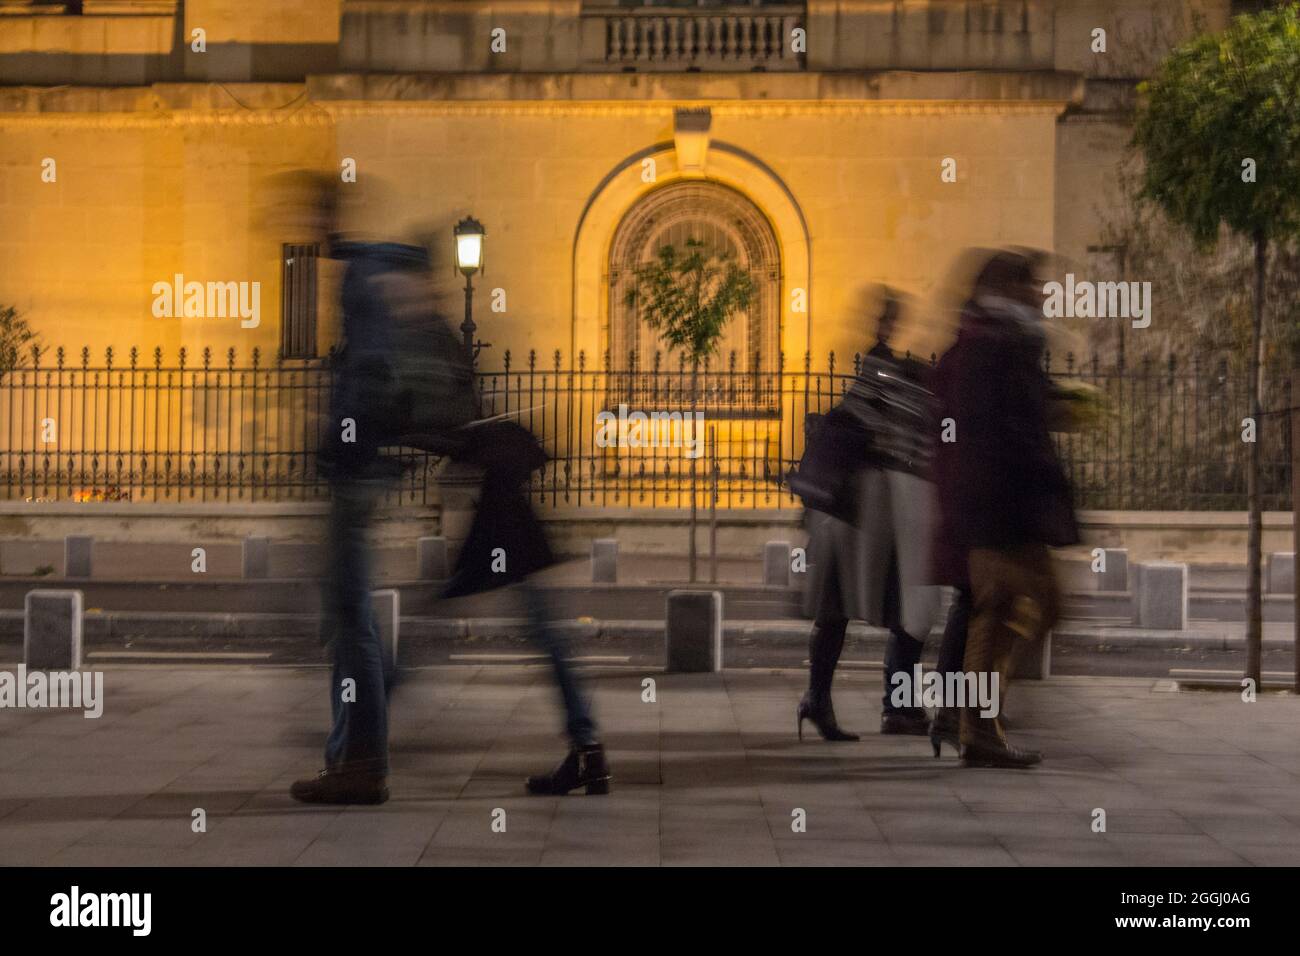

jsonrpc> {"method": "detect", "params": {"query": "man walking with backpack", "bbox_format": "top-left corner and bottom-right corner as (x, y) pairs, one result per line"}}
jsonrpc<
(277, 173), (475, 805)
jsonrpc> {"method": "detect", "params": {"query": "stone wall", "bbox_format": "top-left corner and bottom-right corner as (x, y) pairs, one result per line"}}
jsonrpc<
(0, 501), (1289, 563)
(0, 72), (1073, 367)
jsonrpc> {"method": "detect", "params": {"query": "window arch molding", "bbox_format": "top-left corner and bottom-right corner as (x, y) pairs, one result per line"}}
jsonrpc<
(569, 139), (813, 371)
(607, 179), (781, 375)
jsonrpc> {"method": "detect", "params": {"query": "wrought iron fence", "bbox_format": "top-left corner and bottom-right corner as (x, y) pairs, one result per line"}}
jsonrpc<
(0, 344), (1292, 511)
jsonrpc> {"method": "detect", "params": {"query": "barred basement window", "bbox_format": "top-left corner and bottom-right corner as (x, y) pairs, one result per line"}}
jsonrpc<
(280, 243), (319, 359)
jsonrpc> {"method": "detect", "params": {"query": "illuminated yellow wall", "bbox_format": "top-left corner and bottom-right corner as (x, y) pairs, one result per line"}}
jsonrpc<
(1, 98), (1058, 368)
(186, 0), (341, 45)
(0, 104), (336, 366)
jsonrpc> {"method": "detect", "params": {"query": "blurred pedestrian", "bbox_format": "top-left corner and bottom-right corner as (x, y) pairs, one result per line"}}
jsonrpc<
(285, 172), (476, 804)
(442, 420), (611, 795)
(932, 250), (1079, 768)
(796, 292), (941, 740)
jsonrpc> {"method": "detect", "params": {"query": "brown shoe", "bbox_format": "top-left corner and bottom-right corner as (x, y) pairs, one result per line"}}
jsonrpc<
(960, 740), (1042, 769)
(291, 768), (389, 805)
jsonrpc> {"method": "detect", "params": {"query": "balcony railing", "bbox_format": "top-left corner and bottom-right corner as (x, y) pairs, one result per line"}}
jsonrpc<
(584, 5), (805, 72)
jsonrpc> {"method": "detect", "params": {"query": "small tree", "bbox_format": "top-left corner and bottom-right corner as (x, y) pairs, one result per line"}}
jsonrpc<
(0, 305), (39, 384)
(625, 238), (756, 581)
(1133, 4), (1300, 689)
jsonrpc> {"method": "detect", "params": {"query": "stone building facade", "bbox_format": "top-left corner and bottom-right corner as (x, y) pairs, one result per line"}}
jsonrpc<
(1, 1), (1268, 510)
(1, 1), (1240, 363)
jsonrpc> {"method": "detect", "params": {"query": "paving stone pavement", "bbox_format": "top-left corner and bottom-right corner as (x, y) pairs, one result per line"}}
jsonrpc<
(0, 665), (1298, 866)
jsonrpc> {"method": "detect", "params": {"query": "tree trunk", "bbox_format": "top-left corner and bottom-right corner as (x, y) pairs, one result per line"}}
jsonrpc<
(1292, 349), (1299, 693)
(689, 360), (699, 583)
(1245, 233), (1267, 689)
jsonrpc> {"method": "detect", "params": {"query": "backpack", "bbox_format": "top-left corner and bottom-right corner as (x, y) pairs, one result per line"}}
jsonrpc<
(319, 259), (477, 478)
(383, 309), (478, 452)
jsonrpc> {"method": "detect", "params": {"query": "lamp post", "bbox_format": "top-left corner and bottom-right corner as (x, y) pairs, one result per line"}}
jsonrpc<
(454, 217), (486, 364)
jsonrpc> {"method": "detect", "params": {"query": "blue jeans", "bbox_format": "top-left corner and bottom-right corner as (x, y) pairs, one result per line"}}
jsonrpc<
(323, 479), (389, 774)
(521, 582), (597, 747)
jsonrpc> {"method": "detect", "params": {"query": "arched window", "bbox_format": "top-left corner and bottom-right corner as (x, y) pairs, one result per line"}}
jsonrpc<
(607, 180), (781, 410)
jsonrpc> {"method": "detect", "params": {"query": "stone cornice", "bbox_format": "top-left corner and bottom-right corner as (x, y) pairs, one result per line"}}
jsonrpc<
(308, 69), (1083, 106)
(0, 70), (1083, 126)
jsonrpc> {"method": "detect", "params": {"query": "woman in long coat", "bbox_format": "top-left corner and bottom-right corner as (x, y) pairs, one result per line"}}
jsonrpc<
(798, 302), (941, 740)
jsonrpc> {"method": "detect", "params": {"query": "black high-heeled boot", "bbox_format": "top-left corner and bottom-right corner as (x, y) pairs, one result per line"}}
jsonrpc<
(799, 618), (858, 741)
(526, 743), (611, 795)
(928, 707), (960, 757)
(797, 692), (860, 742)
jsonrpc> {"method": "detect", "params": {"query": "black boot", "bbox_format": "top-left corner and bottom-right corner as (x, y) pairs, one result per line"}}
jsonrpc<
(526, 743), (611, 795)
(290, 768), (389, 805)
(880, 709), (930, 736)
(928, 707), (960, 757)
(797, 691), (860, 742)
(799, 619), (858, 741)
(880, 619), (925, 728)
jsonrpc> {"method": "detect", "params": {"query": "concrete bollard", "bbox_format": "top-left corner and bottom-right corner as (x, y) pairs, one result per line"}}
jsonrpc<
(592, 538), (618, 584)
(1266, 552), (1295, 595)
(1135, 562), (1188, 630)
(1010, 631), (1052, 681)
(372, 589), (400, 672)
(665, 590), (723, 673)
(64, 535), (92, 579)
(418, 536), (449, 580)
(1096, 548), (1128, 592)
(25, 590), (83, 670)
(763, 540), (791, 587)
(242, 536), (270, 579)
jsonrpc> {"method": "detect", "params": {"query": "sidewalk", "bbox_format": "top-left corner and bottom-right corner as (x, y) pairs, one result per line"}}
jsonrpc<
(1, 666), (1298, 866)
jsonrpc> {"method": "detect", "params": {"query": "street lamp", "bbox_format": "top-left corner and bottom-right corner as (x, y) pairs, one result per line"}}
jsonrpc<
(454, 217), (486, 362)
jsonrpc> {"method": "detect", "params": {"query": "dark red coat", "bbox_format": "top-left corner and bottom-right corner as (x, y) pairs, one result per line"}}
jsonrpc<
(930, 300), (1079, 589)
